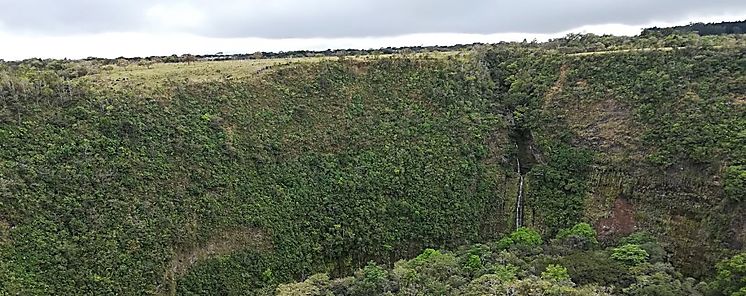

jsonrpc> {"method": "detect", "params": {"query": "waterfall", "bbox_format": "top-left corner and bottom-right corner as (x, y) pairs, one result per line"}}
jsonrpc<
(515, 157), (524, 229)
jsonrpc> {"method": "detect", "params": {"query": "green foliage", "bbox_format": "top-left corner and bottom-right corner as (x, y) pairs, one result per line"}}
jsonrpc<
(355, 262), (390, 295)
(557, 223), (597, 241)
(463, 255), (483, 275)
(509, 227), (544, 247)
(281, 239), (647, 295)
(494, 228), (543, 252)
(542, 264), (571, 283)
(490, 264), (519, 283)
(528, 144), (593, 233)
(713, 252), (746, 296)
(623, 262), (703, 296)
(724, 165), (746, 202)
(394, 248), (462, 295)
(459, 273), (515, 296)
(495, 237), (515, 250)
(0, 57), (503, 294)
(623, 271), (700, 296)
(555, 222), (599, 250)
(619, 232), (657, 246)
(1, 32), (745, 294)
(612, 244), (650, 266)
(558, 251), (634, 290)
(619, 232), (666, 263)
(276, 273), (332, 296)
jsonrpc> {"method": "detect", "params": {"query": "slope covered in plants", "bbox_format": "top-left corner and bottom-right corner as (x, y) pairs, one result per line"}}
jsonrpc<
(0, 33), (744, 295)
(277, 225), (746, 295)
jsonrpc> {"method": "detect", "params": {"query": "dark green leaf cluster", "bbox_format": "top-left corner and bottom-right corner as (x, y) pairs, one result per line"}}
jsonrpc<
(278, 231), (714, 295)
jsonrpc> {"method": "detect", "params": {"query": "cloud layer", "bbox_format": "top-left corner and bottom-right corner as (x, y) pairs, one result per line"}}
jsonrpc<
(1, 0), (745, 38)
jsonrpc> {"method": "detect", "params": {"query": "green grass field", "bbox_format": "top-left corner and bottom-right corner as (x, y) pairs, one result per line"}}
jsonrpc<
(83, 51), (464, 90)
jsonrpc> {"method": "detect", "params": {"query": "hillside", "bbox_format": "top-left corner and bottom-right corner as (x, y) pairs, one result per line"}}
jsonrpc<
(0, 33), (745, 295)
(643, 20), (746, 36)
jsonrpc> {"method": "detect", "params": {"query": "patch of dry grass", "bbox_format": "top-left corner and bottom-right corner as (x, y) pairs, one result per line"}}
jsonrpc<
(80, 51), (465, 90)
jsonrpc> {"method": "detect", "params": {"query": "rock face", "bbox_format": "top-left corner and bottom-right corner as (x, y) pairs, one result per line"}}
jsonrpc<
(595, 198), (637, 239)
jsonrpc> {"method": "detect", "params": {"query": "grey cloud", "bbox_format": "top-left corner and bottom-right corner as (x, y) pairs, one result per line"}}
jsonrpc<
(1, 0), (745, 38)
(0, 0), (147, 34)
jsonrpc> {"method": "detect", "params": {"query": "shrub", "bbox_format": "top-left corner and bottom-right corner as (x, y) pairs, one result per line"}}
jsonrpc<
(352, 262), (392, 295)
(713, 252), (746, 296)
(622, 271), (701, 296)
(463, 255), (484, 275)
(558, 251), (634, 289)
(619, 232), (666, 263)
(542, 264), (572, 283)
(493, 228), (543, 253)
(394, 249), (461, 295)
(724, 165), (746, 202)
(619, 232), (657, 246)
(556, 223), (598, 243)
(276, 273), (331, 296)
(459, 274), (510, 296)
(511, 276), (611, 296)
(510, 227), (543, 247)
(612, 244), (650, 266)
(495, 237), (515, 250)
(554, 223), (599, 251)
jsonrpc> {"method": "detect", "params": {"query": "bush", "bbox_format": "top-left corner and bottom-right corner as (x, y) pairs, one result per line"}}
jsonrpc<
(622, 271), (701, 296)
(463, 255), (484, 275)
(619, 232), (666, 263)
(459, 274), (512, 296)
(559, 251), (634, 290)
(350, 262), (393, 295)
(612, 244), (650, 266)
(556, 223), (598, 243)
(495, 237), (515, 250)
(542, 264), (572, 284)
(276, 273), (331, 296)
(712, 252), (746, 296)
(394, 249), (462, 295)
(510, 276), (611, 296)
(619, 232), (657, 246)
(724, 165), (746, 202)
(510, 227), (544, 247)
(554, 223), (598, 250)
(493, 228), (543, 254)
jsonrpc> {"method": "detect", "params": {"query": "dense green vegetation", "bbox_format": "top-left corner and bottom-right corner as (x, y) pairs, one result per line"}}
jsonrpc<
(278, 226), (746, 295)
(643, 20), (746, 36)
(1, 32), (744, 295)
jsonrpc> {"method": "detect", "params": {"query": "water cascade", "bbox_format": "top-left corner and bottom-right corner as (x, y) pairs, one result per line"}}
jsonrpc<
(515, 155), (525, 229)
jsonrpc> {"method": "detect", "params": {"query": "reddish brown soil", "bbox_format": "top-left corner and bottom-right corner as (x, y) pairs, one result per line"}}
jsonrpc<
(595, 198), (637, 238)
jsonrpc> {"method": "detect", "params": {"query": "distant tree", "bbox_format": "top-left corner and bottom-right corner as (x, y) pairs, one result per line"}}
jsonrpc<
(542, 264), (571, 284)
(181, 54), (197, 64)
(554, 222), (599, 250)
(137, 59), (155, 69)
(642, 19), (746, 36)
(496, 227), (544, 249)
(115, 58), (129, 68)
(712, 252), (746, 296)
(611, 244), (649, 266)
(556, 222), (598, 244)
(724, 165), (746, 202)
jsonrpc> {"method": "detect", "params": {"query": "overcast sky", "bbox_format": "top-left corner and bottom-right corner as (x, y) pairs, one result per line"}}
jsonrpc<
(1, 0), (745, 60)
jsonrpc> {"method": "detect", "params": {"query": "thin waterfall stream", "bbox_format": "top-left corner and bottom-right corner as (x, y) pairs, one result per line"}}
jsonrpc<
(515, 155), (525, 229)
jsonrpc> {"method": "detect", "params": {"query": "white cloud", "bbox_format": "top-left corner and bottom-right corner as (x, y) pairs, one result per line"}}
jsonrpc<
(146, 3), (206, 31)
(0, 31), (554, 60)
(0, 13), (744, 60)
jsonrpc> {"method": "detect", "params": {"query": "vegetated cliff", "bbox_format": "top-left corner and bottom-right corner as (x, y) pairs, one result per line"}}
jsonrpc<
(481, 43), (745, 278)
(0, 34), (744, 294)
